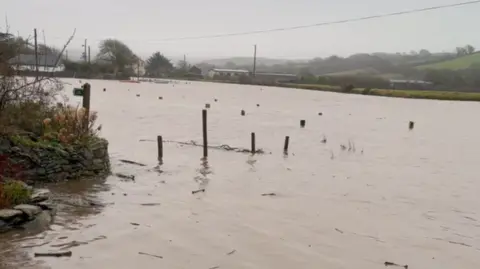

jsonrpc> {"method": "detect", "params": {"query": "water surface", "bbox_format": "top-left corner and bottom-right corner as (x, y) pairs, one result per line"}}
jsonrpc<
(1, 79), (479, 269)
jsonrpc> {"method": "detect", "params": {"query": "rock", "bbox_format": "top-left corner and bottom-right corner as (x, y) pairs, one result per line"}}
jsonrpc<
(0, 209), (24, 220)
(21, 210), (53, 231)
(30, 189), (51, 204)
(14, 204), (42, 219)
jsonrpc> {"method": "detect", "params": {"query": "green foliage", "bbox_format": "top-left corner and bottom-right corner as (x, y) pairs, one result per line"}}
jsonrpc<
(362, 88), (372, 95)
(145, 52), (173, 77)
(280, 83), (480, 102)
(0, 180), (32, 208)
(417, 53), (480, 70)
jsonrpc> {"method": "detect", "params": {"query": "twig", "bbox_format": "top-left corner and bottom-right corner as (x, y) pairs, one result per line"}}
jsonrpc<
(138, 252), (163, 259)
(192, 189), (206, 194)
(119, 159), (147, 167)
(384, 261), (408, 268)
(34, 251), (72, 258)
(53, 28), (76, 67)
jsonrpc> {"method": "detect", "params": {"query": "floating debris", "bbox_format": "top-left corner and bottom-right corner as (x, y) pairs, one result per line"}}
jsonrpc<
(130, 222), (140, 226)
(335, 228), (344, 234)
(119, 159), (147, 167)
(115, 173), (135, 181)
(140, 203), (161, 206)
(226, 250), (236, 255)
(261, 193), (276, 196)
(384, 261), (408, 268)
(321, 135), (327, 144)
(34, 251), (72, 258)
(138, 252), (163, 259)
(192, 189), (206, 194)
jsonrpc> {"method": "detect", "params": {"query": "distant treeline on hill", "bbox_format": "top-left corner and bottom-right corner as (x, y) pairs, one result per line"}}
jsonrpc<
(3, 30), (480, 91)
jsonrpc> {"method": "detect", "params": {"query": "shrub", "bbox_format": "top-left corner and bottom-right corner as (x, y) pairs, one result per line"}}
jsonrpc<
(0, 180), (32, 209)
(42, 104), (101, 145)
(362, 88), (372, 95)
(342, 84), (355, 93)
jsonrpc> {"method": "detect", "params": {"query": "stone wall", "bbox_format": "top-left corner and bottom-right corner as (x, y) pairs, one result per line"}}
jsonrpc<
(0, 135), (110, 183)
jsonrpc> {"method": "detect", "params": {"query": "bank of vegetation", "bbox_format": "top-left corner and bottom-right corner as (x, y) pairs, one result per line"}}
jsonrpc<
(0, 31), (109, 212)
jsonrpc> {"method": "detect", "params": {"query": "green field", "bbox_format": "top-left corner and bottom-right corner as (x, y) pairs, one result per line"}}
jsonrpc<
(279, 83), (480, 102)
(416, 53), (480, 70)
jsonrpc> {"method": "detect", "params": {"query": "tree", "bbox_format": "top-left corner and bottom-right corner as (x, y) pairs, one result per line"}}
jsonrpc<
(456, 47), (467, 56)
(418, 49), (431, 57)
(465, 45), (475, 55)
(177, 60), (189, 71)
(189, 65), (202, 75)
(96, 39), (136, 74)
(145, 52), (173, 77)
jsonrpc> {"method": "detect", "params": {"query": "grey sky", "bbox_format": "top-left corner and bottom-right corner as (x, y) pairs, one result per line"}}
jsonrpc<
(3, 0), (480, 61)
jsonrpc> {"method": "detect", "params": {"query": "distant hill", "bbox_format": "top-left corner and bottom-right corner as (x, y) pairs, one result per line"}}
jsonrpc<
(416, 53), (480, 70)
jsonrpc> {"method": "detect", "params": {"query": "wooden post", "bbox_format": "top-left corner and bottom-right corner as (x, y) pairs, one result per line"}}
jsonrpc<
(157, 135), (163, 163)
(409, 121), (415, 130)
(202, 109), (208, 158)
(82, 83), (91, 131)
(251, 132), (256, 154)
(283, 136), (289, 154)
(300, 120), (306, 128)
(33, 28), (39, 80)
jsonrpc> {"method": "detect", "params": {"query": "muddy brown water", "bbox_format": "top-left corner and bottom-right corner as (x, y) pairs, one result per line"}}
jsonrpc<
(1, 79), (480, 268)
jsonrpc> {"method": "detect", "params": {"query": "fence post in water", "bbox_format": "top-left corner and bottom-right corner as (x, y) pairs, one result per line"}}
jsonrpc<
(283, 136), (289, 154)
(157, 135), (163, 163)
(409, 121), (415, 130)
(82, 83), (91, 131)
(300, 120), (306, 128)
(202, 109), (208, 158)
(251, 132), (256, 154)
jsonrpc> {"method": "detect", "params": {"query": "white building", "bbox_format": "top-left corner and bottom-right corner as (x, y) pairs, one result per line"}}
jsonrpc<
(207, 68), (250, 78)
(9, 54), (65, 72)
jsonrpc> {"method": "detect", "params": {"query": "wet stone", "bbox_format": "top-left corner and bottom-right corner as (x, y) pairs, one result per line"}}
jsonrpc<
(30, 189), (51, 204)
(14, 204), (42, 218)
(0, 209), (24, 220)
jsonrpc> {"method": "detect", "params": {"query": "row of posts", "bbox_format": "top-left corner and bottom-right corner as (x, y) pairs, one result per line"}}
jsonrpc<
(80, 85), (415, 164)
(156, 109), (416, 162)
(156, 109), (301, 162)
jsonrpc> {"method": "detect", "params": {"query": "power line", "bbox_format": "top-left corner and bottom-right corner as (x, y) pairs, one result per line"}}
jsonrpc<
(157, 0), (480, 41)
(36, 0), (480, 44)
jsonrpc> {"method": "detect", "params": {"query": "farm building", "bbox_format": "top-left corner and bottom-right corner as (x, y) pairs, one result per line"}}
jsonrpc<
(9, 54), (65, 72)
(207, 68), (250, 78)
(389, 79), (434, 90)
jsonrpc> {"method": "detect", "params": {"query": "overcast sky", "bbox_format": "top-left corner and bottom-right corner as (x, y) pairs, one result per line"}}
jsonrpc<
(2, 0), (480, 61)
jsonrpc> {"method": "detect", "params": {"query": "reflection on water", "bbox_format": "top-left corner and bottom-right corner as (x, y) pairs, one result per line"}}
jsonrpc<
(0, 178), (110, 268)
(194, 157), (212, 190)
(1, 78), (480, 269)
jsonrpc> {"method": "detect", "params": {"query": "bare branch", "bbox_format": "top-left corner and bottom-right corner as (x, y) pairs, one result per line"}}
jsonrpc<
(54, 28), (76, 67)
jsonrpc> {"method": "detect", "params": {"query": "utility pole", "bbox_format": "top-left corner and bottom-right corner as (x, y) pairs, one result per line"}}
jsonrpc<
(34, 28), (39, 79)
(137, 59), (140, 81)
(88, 46), (91, 64)
(83, 39), (87, 62)
(253, 44), (257, 77)
(183, 54), (187, 71)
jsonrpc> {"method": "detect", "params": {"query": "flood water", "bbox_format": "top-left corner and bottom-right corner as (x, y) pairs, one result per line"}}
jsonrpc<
(1, 78), (480, 268)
